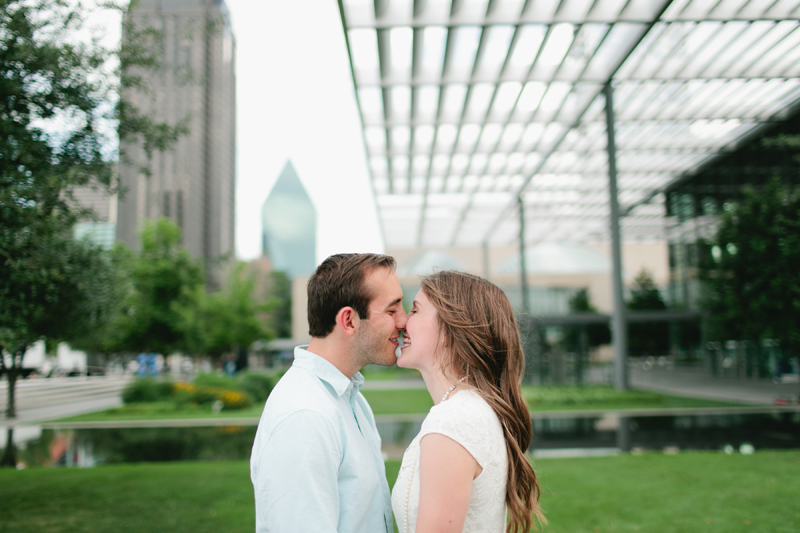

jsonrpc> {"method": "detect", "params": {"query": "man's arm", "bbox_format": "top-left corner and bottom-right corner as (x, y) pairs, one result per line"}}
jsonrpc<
(252, 410), (342, 533)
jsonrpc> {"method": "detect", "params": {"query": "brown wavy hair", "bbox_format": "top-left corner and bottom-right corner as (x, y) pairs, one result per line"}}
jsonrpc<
(420, 270), (546, 532)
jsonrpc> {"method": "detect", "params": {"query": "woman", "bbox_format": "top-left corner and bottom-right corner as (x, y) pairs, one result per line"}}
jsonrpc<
(391, 271), (545, 533)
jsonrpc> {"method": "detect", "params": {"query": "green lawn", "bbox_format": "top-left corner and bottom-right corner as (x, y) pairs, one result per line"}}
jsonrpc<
(363, 385), (747, 416)
(52, 385), (750, 423)
(1, 451), (798, 532)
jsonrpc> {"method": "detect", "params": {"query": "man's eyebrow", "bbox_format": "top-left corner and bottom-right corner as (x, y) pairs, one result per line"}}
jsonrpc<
(386, 297), (402, 309)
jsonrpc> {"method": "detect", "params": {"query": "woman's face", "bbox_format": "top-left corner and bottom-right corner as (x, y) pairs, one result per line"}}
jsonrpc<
(397, 289), (442, 373)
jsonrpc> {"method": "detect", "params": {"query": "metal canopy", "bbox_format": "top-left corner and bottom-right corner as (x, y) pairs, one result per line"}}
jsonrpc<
(339, 0), (800, 250)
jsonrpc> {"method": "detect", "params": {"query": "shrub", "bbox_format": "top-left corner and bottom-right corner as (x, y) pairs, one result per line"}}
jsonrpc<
(187, 385), (254, 410)
(122, 378), (175, 404)
(193, 372), (240, 389)
(239, 372), (276, 404)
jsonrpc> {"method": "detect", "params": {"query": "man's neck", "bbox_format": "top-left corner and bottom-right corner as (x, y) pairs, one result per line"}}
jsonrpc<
(307, 336), (360, 379)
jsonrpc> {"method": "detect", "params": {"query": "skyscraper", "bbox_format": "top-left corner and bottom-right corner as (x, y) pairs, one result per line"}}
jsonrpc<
(262, 161), (317, 278)
(116, 0), (236, 284)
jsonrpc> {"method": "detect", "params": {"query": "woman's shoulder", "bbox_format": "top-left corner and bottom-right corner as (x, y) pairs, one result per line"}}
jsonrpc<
(421, 390), (503, 441)
(421, 390), (504, 462)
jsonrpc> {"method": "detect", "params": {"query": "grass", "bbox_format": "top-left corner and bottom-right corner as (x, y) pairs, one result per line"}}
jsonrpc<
(1, 451), (798, 532)
(0, 462), (253, 533)
(530, 450), (800, 533)
(52, 385), (750, 423)
(364, 385), (746, 416)
(521, 385), (750, 412)
(360, 364), (422, 381)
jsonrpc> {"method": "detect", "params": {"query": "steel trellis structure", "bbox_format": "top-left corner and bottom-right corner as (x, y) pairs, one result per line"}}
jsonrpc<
(338, 0), (800, 251)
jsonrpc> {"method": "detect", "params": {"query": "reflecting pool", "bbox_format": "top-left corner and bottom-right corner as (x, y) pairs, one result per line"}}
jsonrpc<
(5, 409), (799, 468)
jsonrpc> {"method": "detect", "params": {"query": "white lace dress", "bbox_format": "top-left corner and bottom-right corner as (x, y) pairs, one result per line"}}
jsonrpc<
(391, 390), (507, 533)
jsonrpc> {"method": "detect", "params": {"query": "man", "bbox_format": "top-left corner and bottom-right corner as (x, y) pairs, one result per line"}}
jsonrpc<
(250, 253), (407, 532)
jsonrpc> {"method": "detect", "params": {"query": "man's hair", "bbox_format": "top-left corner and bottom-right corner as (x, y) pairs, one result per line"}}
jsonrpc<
(307, 253), (396, 338)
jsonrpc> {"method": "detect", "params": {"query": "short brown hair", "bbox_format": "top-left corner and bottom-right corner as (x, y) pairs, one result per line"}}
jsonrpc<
(307, 253), (396, 337)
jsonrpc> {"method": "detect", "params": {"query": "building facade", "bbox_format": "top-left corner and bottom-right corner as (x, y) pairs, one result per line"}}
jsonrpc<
(664, 109), (800, 311)
(116, 0), (236, 284)
(261, 161), (317, 279)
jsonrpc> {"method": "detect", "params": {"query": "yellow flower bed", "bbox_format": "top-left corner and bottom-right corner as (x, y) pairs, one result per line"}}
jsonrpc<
(174, 382), (253, 410)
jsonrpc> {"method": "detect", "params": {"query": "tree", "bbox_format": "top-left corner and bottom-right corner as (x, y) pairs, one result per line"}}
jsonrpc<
(565, 289), (612, 348)
(700, 179), (800, 374)
(562, 289), (611, 385)
(116, 219), (205, 356)
(66, 244), (135, 358)
(627, 270), (670, 356)
(0, 1), (187, 465)
(189, 263), (270, 365)
(264, 271), (292, 339)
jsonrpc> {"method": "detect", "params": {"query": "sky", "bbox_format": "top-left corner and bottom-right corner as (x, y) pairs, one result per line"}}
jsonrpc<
(87, 0), (385, 262)
(224, 0), (384, 261)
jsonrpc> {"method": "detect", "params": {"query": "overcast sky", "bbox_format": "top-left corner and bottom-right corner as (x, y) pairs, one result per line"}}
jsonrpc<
(225, 0), (384, 261)
(89, 0), (384, 262)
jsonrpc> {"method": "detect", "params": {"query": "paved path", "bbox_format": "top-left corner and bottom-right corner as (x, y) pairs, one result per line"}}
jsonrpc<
(1, 375), (132, 428)
(630, 364), (799, 405)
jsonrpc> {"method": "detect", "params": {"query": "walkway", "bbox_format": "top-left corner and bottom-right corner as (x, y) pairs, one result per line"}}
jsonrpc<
(630, 364), (799, 405)
(1, 375), (132, 428)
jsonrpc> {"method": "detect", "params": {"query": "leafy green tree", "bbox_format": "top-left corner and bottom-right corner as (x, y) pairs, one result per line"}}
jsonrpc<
(563, 289), (611, 384)
(0, 226), (120, 413)
(117, 219), (205, 356)
(627, 270), (670, 356)
(0, 0), (188, 465)
(264, 271), (292, 339)
(700, 179), (800, 370)
(66, 244), (135, 358)
(564, 289), (612, 349)
(189, 263), (270, 364)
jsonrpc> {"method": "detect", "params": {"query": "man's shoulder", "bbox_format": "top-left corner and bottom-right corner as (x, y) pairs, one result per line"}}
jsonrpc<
(262, 365), (341, 422)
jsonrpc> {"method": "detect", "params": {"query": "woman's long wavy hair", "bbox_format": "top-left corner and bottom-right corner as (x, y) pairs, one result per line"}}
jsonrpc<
(420, 270), (546, 532)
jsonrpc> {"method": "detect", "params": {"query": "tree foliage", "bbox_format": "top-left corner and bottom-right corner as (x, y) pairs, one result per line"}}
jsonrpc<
(187, 263), (270, 361)
(563, 289), (611, 351)
(116, 219), (204, 355)
(263, 271), (292, 339)
(627, 270), (670, 356)
(0, 1), (188, 438)
(700, 179), (800, 358)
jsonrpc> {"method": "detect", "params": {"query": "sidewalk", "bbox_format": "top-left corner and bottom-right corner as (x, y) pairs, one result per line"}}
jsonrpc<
(1, 376), (131, 428)
(630, 364), (799, 405)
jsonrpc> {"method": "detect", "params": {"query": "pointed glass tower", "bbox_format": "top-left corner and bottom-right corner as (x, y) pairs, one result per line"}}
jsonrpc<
(261, 161), (317, 277)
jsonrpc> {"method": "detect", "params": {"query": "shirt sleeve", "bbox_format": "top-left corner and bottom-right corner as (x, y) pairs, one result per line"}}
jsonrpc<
(252, 410), (343, 533)
(418, 398), (490, 468)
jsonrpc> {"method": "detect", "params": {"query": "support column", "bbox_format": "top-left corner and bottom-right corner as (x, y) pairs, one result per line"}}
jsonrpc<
(604, 82), (628, 391)
(518, 194), (530, 314)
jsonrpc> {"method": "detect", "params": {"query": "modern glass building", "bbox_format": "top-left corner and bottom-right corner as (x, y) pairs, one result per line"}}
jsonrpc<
(116, 0), (237, 285)
(261, 161), (317, 278)
(665, 106), (800, 310)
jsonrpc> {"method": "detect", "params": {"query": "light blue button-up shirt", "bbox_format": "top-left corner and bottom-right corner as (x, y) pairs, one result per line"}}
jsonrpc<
(250, 346), (392, 533)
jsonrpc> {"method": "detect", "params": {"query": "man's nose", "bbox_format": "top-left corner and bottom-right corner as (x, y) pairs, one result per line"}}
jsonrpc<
(395, 306), (408, 329)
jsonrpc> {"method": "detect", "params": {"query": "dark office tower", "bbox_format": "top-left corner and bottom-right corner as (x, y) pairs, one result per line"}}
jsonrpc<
(116, 0), (236, 285)
(261, 161), (317, 278)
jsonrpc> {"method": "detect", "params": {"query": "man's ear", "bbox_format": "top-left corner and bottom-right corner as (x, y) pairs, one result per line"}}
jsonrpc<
(336, 307), (360, 338)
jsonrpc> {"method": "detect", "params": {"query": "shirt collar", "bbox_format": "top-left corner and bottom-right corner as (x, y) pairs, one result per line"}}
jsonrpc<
(292, 345), (365, 397)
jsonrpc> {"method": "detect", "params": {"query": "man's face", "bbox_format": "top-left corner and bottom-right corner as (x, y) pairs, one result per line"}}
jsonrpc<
(353, 267), (407, 368)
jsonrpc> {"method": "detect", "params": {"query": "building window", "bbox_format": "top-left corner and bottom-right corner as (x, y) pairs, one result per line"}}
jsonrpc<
(176, 190), (184, 229)
(163, 191), (171, 218)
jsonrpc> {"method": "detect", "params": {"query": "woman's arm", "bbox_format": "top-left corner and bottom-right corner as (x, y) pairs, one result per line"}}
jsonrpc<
(415, 433), (483, 533)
